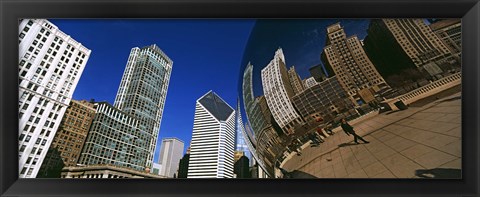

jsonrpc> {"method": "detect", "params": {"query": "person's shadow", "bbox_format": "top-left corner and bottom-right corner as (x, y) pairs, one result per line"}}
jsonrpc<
(415, 168), (461, 178)
(338, 142), (360, 147)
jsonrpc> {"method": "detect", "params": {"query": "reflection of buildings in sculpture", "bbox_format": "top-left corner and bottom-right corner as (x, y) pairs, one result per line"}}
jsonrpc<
(234, 155), (251, 178)
(381, 19), (456, 67)
(158, 137), (184, 178)
(38, 100), (96, 178)
(292, 76), (354, 124)
(364, 19), (456, 80)
(309, 64), (327, 82)
(303, 77), (318, 89)
(78, 102), (149, 172)
(61, 164), (167, 178)
(323, 23), (388, 104)
(18, 19), (91, 178)
(261, 48), (304, 135)
(187, 91), (235, 178)
(235, 100), (253, 166)
(287, 66), (305, 95)
(429, 19), (461, 60)
(113, 44), (173, 169)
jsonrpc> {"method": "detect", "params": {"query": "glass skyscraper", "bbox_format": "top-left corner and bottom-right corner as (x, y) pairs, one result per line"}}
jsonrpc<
(113, 44), (173, 169)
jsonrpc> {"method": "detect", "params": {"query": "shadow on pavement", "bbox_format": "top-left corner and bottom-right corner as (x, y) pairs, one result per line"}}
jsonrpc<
(437, 96), (461, 103)
(280, 168), (318, 178)
(415, 168), (461, 179)
(338, 142), (360, 147)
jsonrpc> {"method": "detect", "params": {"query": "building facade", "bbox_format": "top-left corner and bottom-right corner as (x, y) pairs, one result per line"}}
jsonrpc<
(429, 19), (462, 61)
(61, 164), (166, 179)
(287, 66), (305, 95)
(323, 23), (388, 104)
(309, 64), (327, 82)
(113, 44), (173, 169)
(381, 19), (456, 68)
(158, 137), (184, 178)
(37, 100), (96, 177)
(261, 48), (303, 135)
(18, 19), (91, 178)
(78, 102), (150, 172)
(187, 91), (235, 178)
(303, 77), (318, 89)
(292, 76), (354, 124)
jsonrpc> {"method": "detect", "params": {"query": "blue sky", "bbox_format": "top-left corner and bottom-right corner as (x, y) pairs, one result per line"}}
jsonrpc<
(50, 19), (255, 163)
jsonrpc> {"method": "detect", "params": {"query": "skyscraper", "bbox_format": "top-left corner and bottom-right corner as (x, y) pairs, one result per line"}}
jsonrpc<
(235, 100), (253, 166)
(158, 137), (184, 178)
(287, 66), (305, 95)
(323, 23), (388, 104)
(363, 19), (457, 81)
(18, 19), (90, 178)
(309, 64), (327, 82)
(261, 48), (303, 135)
(187, 91), (235, 178)
(113, 44), (173, 169)
(38, 100), (96, 178)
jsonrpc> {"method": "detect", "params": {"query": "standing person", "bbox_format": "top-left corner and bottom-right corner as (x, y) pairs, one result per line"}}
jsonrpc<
(340, 118), (369, 144)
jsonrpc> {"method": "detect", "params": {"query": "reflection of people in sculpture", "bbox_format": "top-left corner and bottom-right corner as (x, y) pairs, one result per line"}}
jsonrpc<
(340, 118), (369, 144)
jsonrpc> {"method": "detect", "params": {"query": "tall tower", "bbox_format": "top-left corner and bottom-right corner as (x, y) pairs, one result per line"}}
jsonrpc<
(18, 19), (90, 178)
(323, 23), (387, 104)
(261, 48), (303, 135)
(158, 138), (184, 178)
(235, 100), (253, 166)
(113, 44), (173, 169)
(187, 91), (235, 178)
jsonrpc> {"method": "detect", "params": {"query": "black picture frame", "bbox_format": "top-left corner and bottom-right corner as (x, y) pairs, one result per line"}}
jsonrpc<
(1, 0), (479, 196)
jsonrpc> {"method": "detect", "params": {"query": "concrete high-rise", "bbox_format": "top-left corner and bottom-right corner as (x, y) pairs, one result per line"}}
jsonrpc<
(187, 91), (235, 178)
(158, 137), (184, 178)
(18, 19), (90, 178)
(78, 102), (149, 172)
(37, 100), (96, 178)
(429, 19), (461, 60)
(113, 44), (173, 169)
(287, 66), (305, 95)
(323, 23), (388, 104)
(261, 48), (303, 135)
(363, 19), (457, 81)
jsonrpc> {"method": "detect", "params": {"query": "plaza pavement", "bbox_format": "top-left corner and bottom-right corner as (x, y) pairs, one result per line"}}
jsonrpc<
(281, 92), (461, 178)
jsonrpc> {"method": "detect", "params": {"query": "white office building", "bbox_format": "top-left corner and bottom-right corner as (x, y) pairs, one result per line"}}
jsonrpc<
(113, 44), (173, 169)
(18, 19), (90, 178)
(261, 48), (303, 135)
(187, 91), (235, 178)
(158, 138), (184, 178)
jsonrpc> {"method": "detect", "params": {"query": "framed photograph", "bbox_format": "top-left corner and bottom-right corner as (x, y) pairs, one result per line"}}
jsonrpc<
(1, 0), (479, 196)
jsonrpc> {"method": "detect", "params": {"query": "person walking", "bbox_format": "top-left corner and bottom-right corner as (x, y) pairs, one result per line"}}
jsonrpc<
(340, 118), (369, 144)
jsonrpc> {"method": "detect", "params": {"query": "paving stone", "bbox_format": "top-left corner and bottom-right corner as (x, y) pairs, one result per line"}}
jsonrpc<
(372, 170), (396, 178)
(400, 144), (435, 160)
(347, 169), (368, 178)
(363, 161), (388, 177)
(414, 150), (458, 169)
